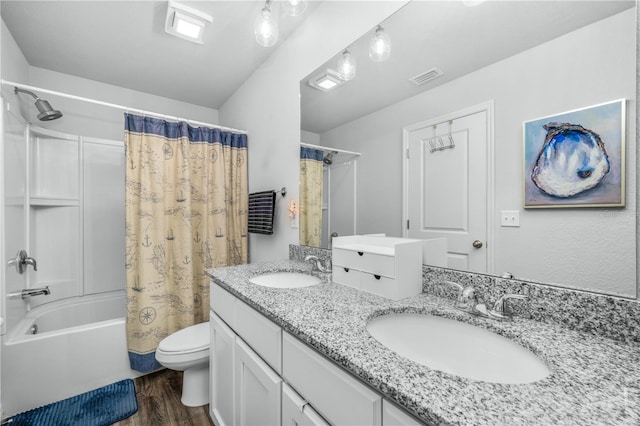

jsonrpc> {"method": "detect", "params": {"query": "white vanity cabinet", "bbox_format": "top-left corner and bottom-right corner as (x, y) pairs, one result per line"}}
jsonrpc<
(210, 281), (424, 426)
(332, 235), (423, 300)
(383, 399), (424, 426)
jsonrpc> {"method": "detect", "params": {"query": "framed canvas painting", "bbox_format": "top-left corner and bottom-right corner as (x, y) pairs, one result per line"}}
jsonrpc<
(523, 99), (625, 208)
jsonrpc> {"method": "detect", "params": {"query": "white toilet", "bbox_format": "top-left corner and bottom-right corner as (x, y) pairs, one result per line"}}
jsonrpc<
(155, 321), (210, 407)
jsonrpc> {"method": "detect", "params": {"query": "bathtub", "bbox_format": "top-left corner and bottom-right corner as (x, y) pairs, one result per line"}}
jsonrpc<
(2, 291), (143, 416)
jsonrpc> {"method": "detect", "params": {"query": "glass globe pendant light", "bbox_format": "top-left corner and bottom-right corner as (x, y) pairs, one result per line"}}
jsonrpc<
(369, 25), (391, 62)
(336, 49), (356, 81)
(284, 0), (307, 17)
(255, 0), (278, 47)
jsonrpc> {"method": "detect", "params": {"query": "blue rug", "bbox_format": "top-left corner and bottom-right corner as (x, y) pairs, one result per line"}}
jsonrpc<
(8, 379), (138, 426)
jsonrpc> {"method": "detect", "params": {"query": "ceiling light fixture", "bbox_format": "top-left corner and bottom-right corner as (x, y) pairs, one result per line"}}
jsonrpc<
(308, 69), (345, 92)
(369, 25), (391, 62)
(284, 0), (307, 17)
(255, 0), (278, 47)
(164, 1), (213, 44)
(336, 49), (356, 81)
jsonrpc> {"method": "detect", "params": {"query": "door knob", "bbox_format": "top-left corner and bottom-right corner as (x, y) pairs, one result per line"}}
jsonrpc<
(472, 240), (483, 249)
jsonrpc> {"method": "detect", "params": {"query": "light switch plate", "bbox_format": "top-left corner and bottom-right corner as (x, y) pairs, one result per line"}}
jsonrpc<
(500, 210), (520, 227)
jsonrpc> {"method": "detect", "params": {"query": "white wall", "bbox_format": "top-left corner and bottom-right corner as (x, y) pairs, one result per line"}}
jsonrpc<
(219, 1), (408, 262)
(319, 10), (637, 297)
(27, 67), (218, 140)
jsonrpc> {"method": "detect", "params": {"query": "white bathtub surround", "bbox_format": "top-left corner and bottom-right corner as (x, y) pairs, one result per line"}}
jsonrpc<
(1, 291), (142, 417)
(209, 260), (640, 425)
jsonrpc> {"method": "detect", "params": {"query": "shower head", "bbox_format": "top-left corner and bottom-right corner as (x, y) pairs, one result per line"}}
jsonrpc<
(323, 151), (338, 165)
(14, 87), (63, 121)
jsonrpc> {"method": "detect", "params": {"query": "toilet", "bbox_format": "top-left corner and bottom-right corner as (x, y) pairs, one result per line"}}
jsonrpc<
(155, 321), (210, 407)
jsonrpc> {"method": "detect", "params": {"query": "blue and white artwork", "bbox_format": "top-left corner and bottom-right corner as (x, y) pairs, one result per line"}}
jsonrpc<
(524, 100), (625, 208)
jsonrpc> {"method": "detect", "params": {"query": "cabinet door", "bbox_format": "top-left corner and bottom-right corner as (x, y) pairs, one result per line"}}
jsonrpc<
(235, 338), (282, 426)
(282, 333), (382, 426)
(383, 399), (424, 425)
(211, 312), (236, 426)
(282, 383), (329, 426)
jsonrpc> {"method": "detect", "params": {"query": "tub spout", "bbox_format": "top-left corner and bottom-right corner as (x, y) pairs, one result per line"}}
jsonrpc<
(8, 286), (51, 300)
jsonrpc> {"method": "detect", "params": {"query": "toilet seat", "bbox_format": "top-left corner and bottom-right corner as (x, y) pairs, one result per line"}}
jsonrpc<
(157, 322), (209, 355)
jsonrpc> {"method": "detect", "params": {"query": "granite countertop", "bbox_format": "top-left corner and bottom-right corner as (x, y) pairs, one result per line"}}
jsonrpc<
(209, 260), (640, 426)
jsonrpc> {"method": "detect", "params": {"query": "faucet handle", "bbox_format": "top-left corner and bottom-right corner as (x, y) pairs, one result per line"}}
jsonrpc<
(492, 294), (527, 318)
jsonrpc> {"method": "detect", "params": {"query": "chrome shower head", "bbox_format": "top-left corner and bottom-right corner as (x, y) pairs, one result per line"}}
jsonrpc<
(323, 151), (337, 165)
(14, 87), (63, 121)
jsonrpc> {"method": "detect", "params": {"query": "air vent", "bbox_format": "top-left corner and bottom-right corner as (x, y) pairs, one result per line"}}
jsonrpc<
(409, 68), (443, 86)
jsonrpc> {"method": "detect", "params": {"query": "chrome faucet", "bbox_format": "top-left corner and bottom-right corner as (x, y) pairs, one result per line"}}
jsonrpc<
(304, 255), (331, 273)
(443, 281), (527, 321)
(8, 286), (51, 300)
(8, 249), (38, 274)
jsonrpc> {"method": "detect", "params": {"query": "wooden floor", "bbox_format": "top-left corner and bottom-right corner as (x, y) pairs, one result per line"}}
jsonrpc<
(113, 369), (215, 426)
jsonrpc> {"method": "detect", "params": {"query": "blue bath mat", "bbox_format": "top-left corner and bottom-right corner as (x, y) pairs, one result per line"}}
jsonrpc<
(8, 379), (137, 426)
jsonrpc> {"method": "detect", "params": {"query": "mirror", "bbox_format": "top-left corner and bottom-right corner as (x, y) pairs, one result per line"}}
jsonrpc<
(299, 1), (637, 297)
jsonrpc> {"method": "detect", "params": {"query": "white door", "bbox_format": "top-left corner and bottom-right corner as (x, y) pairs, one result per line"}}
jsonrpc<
(234, 337), (282, 426)
(210, 313), (236, 426)
(404, 103), (491, 273)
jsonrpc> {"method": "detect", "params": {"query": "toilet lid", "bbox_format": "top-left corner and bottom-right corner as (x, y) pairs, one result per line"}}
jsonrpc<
(158, 321), (209, 353)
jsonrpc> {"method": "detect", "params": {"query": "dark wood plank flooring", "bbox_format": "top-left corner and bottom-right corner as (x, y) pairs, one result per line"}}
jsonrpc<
(113, 369), (215, 426)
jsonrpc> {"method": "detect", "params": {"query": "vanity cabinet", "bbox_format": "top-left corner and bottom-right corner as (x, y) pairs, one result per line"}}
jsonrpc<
(332, 235), (423, 300)
(210, 281), (422, 426)
(383, 400), (424, 426)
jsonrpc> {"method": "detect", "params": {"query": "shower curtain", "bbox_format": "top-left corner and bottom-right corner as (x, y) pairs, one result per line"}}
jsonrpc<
(124, 113), (248, 372)
(299, 147), (324, 247)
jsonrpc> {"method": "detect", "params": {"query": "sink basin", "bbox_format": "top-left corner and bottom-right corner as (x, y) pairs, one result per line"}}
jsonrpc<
(249, 272), (321, 288)
(366, 313), (550, 384)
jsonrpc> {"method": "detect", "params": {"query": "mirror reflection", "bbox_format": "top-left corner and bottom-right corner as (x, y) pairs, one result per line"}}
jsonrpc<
(299, 0), (637, 297)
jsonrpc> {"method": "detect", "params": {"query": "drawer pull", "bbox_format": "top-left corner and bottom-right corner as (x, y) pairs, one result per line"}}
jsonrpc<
(343, 267), (350, 272)
(374, 275), (381, 280)
(357, 251), (364, 256)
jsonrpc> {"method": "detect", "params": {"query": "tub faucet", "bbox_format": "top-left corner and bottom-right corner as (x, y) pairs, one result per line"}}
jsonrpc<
(8, 286), (51, 300)
(304, 255), (331, 273)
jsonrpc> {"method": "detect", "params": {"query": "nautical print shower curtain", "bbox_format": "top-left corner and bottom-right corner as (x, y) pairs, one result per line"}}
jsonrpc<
(299, 147), (324, 247)
(124, 113), (248, 372)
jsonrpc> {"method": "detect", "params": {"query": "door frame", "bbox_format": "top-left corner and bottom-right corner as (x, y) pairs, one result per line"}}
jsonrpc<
(401, 100), (495, 274)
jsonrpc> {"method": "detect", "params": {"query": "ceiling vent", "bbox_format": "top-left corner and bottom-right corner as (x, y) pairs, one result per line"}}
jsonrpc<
(409, 68), (443, 86)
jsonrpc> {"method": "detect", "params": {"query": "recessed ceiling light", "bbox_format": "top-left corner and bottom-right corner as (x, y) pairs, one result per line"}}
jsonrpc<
(165, 1), (213, 44)
(308, 69), (346, 92)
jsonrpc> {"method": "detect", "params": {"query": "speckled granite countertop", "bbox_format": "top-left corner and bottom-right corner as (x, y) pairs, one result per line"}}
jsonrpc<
(209, 260), (640, 426)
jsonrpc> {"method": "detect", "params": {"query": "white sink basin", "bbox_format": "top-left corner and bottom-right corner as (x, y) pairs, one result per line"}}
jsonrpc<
(366, 313), (550, 384)
(249, 272), (321, 288)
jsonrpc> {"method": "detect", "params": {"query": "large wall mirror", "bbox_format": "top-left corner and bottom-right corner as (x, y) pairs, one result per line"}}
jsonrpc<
(300, 0), (638, 298)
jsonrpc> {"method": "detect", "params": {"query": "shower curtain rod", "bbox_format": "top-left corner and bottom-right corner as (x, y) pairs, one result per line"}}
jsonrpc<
(300, 142), (361, 157)
(1, 80), (247, 135)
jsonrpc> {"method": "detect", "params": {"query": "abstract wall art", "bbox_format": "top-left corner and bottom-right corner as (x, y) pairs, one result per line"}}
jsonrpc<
(523, 99), (625, 208)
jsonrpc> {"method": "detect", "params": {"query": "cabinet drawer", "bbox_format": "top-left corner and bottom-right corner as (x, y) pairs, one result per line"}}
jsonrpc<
(211, 283), (236, 327)
(361, 273), (396, 299)
(332, 248), (395, 277)
(234, 298), (282, 374)
(332, 266), (361, 290)
(383, 399), (424, 426)
(282, 332), (382, 426)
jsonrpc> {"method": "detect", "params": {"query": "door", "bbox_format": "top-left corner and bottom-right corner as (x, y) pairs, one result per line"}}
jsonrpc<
(404, 103), (492, 273)
(234, 337), (281, 426)
(210, 313), (236, 426)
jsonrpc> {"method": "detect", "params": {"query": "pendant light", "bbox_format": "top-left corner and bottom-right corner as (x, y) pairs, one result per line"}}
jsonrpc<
(336, 49), (356, 81)
(284, 0), (307, 17)
(369, 25), (391, 62)
(255, 0), (278, 47)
